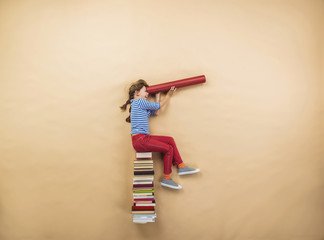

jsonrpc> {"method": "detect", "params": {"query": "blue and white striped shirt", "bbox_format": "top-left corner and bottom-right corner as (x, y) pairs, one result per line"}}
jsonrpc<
(130, 98), (160, 135)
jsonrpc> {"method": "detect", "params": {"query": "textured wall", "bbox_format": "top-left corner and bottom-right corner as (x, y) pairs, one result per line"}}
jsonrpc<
(0, 0), (323, 240)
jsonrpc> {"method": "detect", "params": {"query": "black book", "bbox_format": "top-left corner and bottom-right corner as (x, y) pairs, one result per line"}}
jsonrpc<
(134, 171), (154, 175)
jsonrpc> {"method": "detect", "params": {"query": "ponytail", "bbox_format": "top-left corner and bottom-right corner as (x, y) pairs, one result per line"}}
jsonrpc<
(120, 99), (132, 123)
(120, 99), (131, 111)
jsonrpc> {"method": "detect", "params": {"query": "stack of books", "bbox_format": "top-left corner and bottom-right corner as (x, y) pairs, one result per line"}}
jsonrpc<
(132, 152), (156, 223)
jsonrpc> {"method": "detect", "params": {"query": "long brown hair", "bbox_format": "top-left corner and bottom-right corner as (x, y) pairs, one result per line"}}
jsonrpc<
(120, 79), (149, 123)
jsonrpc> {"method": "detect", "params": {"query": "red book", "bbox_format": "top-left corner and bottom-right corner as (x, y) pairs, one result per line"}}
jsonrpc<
(132, 206), (155, 211)
(133, 184), (154, 188)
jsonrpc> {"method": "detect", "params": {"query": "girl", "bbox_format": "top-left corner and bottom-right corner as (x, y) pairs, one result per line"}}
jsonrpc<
(120, 79), (200, 190)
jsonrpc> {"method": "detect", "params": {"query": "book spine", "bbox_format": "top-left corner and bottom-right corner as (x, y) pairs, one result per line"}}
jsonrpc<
(133, 184), (153, 188)
(134, 171), (154, 175)
(132, 206), (155, 210)
(133, 198), (155, 201)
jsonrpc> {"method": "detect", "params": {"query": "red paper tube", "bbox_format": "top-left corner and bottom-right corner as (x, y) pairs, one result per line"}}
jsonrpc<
(146, 75), (206, 94)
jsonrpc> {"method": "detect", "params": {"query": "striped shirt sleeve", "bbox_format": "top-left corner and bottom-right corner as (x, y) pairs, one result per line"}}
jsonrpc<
(137, 98), (160, 111)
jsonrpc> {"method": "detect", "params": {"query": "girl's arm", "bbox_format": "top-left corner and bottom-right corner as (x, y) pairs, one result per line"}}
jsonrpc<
(154, 92), (161, 116)
(154, 86), (176, 116)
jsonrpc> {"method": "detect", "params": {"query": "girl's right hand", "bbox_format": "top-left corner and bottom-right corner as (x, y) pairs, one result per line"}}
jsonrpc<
(155, 92), (161, 102)
(160, 86), (176, 108)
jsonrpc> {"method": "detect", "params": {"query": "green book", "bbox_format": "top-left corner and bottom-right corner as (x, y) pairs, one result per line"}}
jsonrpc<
(133, 190), (154, 193)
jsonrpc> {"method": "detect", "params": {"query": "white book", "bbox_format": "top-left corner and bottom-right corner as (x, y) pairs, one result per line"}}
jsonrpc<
(132, 215), (156, 218)
(133, 178), (153, 181)
(133, 192), (154, 196)
(134, 166), (153, 169)
(133, 218), (156, 222)
(134, 160), (153, 164)
(133, 179), (153, 182)
(132, 213), (156, 216)
(133, 220), (155, 223)
(136, 152), (152, 159)
(133, 193), (154, 195)
(133, 181), (153, 184)
(134, 164), (153, 166)
(132, 218), (156, 220)
(133, 195), (154, 198)
(134, 203), (156, 207)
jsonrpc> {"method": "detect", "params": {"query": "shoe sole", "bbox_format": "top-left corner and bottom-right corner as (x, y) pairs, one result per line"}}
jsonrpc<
(178, 169), (200, 175)
(160, 182), (182, 189)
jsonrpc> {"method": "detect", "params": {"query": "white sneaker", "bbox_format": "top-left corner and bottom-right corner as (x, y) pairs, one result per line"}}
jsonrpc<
(178, 166), (200, 175)
(160, 178), (182, 189)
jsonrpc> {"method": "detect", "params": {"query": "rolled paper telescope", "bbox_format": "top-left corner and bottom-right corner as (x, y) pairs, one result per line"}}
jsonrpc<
(146, 75), (206, 94)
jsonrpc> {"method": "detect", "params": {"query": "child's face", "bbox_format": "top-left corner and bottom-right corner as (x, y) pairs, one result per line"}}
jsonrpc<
(137, 86), (149, 99)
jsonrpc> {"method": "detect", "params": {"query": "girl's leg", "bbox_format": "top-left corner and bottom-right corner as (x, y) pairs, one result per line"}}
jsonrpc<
(132, 134), (173, 174)
(148, 135), (200, 176)
(149, 135), (183, 166)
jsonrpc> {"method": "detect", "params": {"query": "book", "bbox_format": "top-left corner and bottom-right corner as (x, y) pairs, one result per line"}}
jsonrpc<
(133, 190), (154, 193)
(133, 175), (154, 178)
(135, 152), (152, 159)
(134, 160), (153, 164)
(132, 206), (155, 210)
(134, 169), (154, 172)
(133, 195), (154, 199)
(133, 193), (154, 196)
(134, 171), (154, 175)
(133, 178), (153, 181)
(133, 184), (153, 188)
(133, 189), (154, 193)
(134, 200), (155, 203)
(134, 167), (153, 170)
(133, 218), (155, 224)
(134, 202), (155, 205)
(134, 162), (153, 165)
(133, 191), (154, 194)
(134, 166), (153, 169)
(133, 194), (154, 197)
(132, 213), (156, 217)
(135, 204), (156, 207)
(134, 169), (154, 171)
(133, 219), (155, 223)
(132, 210), (155, 214)
(134, 198), (155, 201)
(132, 216), (156, 219)
(133, 198), (155, 201)
(133, 180), (153, 183)
(133, 181), (153, 185)
(134, 203), (156, 206)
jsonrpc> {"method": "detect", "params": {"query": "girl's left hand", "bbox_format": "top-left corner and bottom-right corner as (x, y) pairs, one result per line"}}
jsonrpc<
(167, 86), (176, 96)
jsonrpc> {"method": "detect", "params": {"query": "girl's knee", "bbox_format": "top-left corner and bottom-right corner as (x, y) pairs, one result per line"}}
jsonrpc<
(167, 145), (173, 153)
(167, 136), (175, 143)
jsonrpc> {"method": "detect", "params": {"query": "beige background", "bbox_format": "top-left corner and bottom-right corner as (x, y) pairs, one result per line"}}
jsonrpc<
(1, 0), (324, 240)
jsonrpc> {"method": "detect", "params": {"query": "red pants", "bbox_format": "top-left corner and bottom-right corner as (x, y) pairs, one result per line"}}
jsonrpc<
(132, 134), (183, 174)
